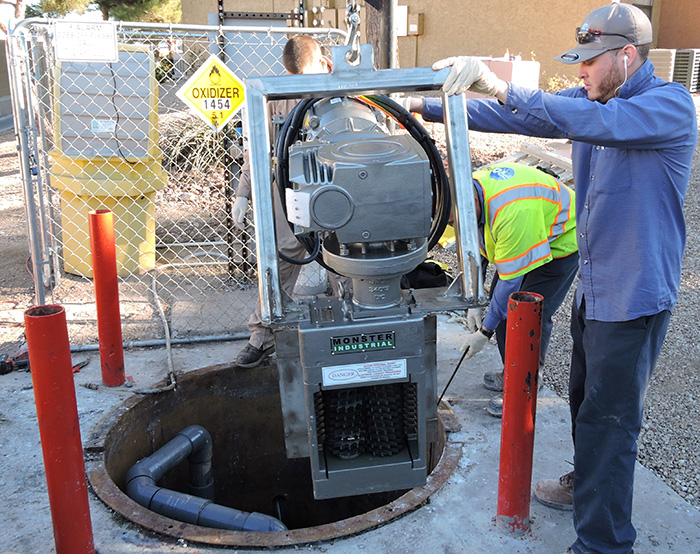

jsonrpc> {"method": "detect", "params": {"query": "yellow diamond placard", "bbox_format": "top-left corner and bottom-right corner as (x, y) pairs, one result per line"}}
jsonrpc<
(176, 55), (246, 132)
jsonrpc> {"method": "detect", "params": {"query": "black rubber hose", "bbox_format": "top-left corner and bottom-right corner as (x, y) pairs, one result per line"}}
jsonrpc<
(278, 234), (322, 265)
(274, 98), (324, 266)
(273, 95), (452, 262)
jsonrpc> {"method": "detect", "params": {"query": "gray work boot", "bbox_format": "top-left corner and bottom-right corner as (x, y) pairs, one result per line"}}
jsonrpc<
(483, 370), (504, 391)
(484, 368), (545, 394)
(533, 470), (574, 511)
(486, 394), (503, 417)
(236, 343), (275, 368)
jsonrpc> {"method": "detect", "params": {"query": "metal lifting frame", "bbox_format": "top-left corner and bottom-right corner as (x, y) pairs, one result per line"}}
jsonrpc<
(244, 44), (485, 323)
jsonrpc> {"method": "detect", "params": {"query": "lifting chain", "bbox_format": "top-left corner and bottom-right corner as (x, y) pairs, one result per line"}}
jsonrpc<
(345, 0), (361, 63)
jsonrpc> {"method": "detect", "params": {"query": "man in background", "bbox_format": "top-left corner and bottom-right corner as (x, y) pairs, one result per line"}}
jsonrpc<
(233, 36), (331, 368)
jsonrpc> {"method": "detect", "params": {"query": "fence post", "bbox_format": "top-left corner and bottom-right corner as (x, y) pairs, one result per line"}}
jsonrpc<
(89, 209), (126, 387)
(24, 305), (96, 554)
(496, 291), (543, 535)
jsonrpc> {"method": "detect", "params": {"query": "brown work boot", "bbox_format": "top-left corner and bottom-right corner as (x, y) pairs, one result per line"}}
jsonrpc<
(236, 343), (275, 368)
(533, 470), (574, 511)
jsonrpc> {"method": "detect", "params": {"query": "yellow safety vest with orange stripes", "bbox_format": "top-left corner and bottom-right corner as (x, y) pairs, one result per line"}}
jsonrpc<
(474, 163), (578, 281)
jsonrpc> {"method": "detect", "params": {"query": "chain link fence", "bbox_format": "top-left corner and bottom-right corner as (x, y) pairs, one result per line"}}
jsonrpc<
(7, 21), (348, 349)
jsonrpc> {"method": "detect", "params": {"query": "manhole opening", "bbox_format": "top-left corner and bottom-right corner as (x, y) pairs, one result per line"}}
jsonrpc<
(88, 361), (457, 546)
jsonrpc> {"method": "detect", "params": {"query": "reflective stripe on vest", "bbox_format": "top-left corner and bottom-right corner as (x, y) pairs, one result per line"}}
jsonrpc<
(495, 238), (552, 277)
(549, 182), (573, 240)
(487, 181), (573, 277)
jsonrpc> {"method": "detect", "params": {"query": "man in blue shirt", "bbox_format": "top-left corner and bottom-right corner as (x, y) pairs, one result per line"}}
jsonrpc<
(404, 3), (697, 553)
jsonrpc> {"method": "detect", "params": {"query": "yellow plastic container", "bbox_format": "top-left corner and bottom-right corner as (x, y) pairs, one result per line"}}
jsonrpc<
(50, 152), (167, 277)
(50, 43), (167, 278)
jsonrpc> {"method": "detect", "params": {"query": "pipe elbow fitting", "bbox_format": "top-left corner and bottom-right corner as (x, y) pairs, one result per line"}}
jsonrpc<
(125, 475), (159, 508)
(179, 425), (213, 464)
(125, 460), (158, 483)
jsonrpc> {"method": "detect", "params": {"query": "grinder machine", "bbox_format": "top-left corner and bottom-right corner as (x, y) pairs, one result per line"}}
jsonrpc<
(244, 44), (485, 500)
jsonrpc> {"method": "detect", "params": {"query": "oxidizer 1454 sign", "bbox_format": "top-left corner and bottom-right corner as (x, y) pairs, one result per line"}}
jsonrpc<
(330, 331), (395, 354)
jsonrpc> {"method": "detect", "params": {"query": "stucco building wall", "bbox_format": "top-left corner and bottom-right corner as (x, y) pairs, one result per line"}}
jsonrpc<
(181, 1), (700, 88)
(397, 0), (609, 86)
(656, 0), (700, 49)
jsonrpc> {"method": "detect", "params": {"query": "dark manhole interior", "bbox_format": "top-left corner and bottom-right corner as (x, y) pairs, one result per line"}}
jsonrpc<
(87, 360), (459, 547)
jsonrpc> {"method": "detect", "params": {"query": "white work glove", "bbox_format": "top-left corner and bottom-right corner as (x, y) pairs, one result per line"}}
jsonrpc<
(466, 307), (484, 333)
(460, 329), (489, 359)
(232, 197), (248, 229)
(397, 96), (425, 114)
(432, 56), (504, 97)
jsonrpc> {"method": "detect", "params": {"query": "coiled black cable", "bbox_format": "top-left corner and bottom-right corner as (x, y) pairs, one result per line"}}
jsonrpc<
(273, 94), (452, 265)
(274, 98), (321, 265)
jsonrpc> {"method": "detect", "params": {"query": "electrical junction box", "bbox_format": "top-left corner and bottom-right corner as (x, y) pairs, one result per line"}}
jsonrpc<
(53, 43), (159, 161)
(408, 13), (424, 36)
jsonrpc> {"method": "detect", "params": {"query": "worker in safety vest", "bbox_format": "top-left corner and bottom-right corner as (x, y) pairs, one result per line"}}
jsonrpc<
(463, 162), (579, 417)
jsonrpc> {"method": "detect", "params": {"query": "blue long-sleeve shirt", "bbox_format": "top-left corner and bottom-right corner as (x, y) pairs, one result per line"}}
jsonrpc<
(423, 60), (697, 322)
(483, 274), (523, 331)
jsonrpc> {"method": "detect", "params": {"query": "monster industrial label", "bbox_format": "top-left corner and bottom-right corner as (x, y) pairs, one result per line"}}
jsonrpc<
(330, 331), (396, 354)
(176, 54), (246, 132)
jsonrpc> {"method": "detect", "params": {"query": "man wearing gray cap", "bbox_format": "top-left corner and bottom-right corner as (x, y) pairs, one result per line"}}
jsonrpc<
(403, 2), (697, 553)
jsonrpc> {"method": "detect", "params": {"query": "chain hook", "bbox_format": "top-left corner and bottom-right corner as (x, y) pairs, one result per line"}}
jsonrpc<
(345, 0), (361, 64)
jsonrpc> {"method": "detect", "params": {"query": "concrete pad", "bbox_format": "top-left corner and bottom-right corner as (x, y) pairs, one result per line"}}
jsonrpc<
(1, 315), (698, 553)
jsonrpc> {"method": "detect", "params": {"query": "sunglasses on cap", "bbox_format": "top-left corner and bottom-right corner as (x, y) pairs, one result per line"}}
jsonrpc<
(575, 23), (632, 44)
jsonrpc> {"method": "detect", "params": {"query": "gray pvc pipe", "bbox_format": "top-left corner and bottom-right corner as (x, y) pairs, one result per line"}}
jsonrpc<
(125, 425), (287, 532)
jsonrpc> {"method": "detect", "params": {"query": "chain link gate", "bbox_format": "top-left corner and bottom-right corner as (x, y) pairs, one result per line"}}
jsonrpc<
(7, 20), (348, 351)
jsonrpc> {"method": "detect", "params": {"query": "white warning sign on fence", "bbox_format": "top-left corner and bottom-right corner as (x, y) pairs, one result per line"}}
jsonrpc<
(53, 21), (119, 63)
(176, 55), (246, 132)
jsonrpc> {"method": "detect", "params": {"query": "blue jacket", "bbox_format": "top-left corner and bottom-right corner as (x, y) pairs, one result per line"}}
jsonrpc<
(423, 61), (697, 321)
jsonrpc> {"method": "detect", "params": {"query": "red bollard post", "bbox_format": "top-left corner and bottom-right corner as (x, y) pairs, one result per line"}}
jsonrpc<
(89, 208), (126, 386)
(496, 291), (543, 535)
(24, 305), (96, 554)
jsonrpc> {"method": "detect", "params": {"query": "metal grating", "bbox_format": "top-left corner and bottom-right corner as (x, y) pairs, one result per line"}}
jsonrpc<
(672, 48), (700, 93)
(649, 48), (676, 82)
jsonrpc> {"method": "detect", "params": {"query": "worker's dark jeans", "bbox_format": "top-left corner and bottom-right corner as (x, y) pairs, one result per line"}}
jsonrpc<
(494, 252), (580, 368)
(569, 299), (671, 554)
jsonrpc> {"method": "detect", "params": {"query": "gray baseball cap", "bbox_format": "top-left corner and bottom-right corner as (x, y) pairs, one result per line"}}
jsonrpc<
(556, 2), (653, 64)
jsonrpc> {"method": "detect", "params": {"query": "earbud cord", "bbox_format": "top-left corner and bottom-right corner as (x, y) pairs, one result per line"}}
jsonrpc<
(614, 55), (629, 97)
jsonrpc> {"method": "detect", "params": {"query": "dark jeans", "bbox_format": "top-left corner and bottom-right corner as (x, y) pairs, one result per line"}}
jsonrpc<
(569, 298), (671, 554)
(495, 252), (580, 368)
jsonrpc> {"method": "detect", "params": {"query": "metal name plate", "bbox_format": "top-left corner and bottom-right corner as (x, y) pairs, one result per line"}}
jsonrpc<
(330, 331), (395, 354)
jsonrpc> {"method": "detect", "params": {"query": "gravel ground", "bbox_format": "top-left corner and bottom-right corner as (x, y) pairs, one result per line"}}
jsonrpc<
(423, 96), (700, 510)
(1, 97), (699, 516)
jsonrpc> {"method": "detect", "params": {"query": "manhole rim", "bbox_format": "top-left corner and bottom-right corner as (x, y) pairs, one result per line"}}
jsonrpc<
(87, 437), (460, 547)
(86, 362), (462, 547)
